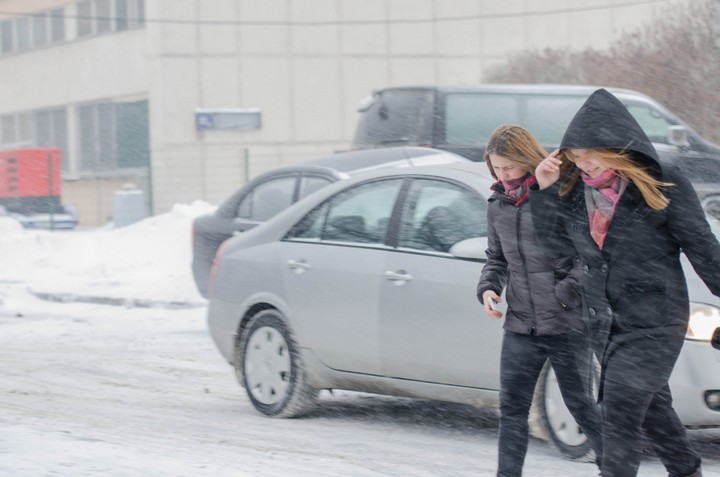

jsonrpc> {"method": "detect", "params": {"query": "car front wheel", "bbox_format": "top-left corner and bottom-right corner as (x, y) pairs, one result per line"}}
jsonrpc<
(235, 309), (317, 418)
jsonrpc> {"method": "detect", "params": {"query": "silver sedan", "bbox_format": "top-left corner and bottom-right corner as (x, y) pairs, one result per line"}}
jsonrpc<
(206, 162), (720, 461)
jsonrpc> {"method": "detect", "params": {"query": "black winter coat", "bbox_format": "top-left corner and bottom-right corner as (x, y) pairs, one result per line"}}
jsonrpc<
(477, 187), (586, 336)
(530, 89), (720, 392)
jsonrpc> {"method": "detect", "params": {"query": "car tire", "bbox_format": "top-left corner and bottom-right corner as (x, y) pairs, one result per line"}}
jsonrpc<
(701, 194), (720, 220)
(235, 309), (317, 418)
(530, 358), (599, 462)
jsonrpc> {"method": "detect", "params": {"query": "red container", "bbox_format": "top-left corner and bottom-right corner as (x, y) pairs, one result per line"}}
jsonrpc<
(0, 147), (61, 199)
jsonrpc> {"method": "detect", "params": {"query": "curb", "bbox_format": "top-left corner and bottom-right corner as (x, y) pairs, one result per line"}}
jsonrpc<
(31, 291), (207, 310)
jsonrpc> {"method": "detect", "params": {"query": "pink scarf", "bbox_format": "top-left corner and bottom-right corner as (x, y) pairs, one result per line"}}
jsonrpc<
(581, 169), (628, 249)
(496, 173), (536, 207)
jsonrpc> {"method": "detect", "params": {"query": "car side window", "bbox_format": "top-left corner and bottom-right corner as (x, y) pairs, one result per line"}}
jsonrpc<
(298, 175), (332, 199)
(237, 176), (296, 221)
(398, 179), (487, 253)
(626, 104), (674, 144)
(287, 179), (403, 244)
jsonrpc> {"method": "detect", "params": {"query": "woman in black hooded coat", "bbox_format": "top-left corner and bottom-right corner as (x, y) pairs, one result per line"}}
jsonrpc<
(531, 88), (720, 477)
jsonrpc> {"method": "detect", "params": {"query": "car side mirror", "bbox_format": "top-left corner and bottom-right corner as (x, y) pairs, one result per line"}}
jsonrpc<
(449, 237), (488, 260)
(668, 125), (690, 148)
(712, 327), (720, 351)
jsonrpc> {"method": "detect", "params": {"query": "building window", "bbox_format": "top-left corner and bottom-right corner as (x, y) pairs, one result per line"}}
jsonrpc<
(1, 115), (17, 145)
(96, 0), (112, 33)
(115, 0), (128, 31)
(78, 102), (115, 171)
(77, 1), (93, 37)
(78, 100), (149, 173)
(16, 112), (33, 146)
(2, 1), (139, 53)
(133, 0), (145, 28)
(116, 0), (145, 31)
(116, 100), (149, 168)
(77, 0), (144, 38)
(0, 20), (12, 53)
(16, 16), (30, 51)
(32, 12), (48, 47)
(35, 108), (69, 172)
(0, 108), (69, 172)
(50, 9), (65, 43)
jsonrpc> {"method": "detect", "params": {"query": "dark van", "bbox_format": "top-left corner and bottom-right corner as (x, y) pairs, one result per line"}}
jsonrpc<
(352, 84), (720, 199)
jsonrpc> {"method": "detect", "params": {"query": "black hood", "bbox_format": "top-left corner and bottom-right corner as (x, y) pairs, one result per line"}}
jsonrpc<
(560, 88), (659, 164)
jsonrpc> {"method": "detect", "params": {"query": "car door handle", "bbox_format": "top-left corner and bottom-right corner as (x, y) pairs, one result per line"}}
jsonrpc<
(287, 259), (311, 273)
(384, 270), (412, 283)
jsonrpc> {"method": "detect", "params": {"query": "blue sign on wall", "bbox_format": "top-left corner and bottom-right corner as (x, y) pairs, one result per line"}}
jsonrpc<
(195, 109), (262, 131)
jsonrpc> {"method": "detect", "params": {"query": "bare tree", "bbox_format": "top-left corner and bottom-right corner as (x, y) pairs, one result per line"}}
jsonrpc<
(485, 1), (720, 142)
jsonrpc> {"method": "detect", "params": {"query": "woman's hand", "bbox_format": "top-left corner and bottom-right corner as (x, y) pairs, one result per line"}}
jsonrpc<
(535, 149), (563, 190)
(482, 290), (503, 319)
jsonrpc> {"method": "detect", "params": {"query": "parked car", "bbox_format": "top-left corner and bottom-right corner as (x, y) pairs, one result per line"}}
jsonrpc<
(191, 147), (469, 297)
(8, 206), (78, 230)
(352, 84), (720, 206)
(206, 162), (720, 460)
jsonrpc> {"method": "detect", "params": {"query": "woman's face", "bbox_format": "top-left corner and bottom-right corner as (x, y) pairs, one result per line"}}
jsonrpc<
(566, 148), (610, 179)
(489, 154), (527, 182)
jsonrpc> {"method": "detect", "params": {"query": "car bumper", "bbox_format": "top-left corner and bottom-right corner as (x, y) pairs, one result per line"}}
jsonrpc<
(670, 339), (720, 427)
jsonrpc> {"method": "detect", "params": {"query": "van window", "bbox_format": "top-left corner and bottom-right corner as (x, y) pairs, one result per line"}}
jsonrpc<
(445, 94), (518, 145)
(444, 93), (585, 147)
(353, 89), (434, 147)
(625, 104), (674, 144)
(523, 96), (586, 145)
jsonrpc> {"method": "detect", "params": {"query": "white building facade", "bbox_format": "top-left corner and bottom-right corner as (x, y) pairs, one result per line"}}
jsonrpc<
(0, 0), (689, 225)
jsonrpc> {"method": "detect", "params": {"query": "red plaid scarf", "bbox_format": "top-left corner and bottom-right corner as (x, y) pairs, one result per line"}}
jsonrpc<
(581, 169), (628, 249)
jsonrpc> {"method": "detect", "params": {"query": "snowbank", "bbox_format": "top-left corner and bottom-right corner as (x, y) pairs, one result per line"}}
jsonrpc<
(0, 201), (216, 307)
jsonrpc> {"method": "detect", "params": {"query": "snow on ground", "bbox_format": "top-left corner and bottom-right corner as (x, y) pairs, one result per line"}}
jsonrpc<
(0, 206), (718, 476)
(0, 200), (214, 306)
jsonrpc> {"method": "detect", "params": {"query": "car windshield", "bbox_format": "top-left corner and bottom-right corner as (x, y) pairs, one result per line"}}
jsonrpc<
(353, 89), (435, 146)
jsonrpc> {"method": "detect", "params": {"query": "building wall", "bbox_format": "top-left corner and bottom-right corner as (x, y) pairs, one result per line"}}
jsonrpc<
(0, 0), (692, 224)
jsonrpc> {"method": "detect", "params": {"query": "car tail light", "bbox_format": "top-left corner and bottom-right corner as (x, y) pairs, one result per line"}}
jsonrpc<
(207, 240), (230, 297)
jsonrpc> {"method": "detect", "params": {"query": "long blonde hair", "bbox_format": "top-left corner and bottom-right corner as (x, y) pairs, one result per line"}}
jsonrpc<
(484, 124), (547, 179)
(558, 149), (672, 210)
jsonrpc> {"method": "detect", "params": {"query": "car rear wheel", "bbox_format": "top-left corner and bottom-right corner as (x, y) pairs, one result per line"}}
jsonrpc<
(530, 358), (599, 462)
(235, 309), (317, 418)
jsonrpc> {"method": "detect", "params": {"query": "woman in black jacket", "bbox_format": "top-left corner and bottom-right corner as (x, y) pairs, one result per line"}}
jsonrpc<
(477, 124), (602, 477)
(532, 89), (720, 477)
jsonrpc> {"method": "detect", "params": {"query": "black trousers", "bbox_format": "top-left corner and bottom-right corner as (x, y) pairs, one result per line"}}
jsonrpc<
(497, 330), (603, 477)
(599, 378), (701, 477)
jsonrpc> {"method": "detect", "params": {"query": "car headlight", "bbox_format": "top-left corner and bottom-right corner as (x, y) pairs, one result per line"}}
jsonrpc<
(686, 303), (720, 341)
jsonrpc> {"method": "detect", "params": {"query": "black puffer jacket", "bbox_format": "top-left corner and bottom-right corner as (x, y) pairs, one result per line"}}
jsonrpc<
(530, 88), (720, 392)
(477, 185), (585, 336)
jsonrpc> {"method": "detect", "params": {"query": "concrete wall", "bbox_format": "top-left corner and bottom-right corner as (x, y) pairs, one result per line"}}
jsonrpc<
(0, 0), (692, 223)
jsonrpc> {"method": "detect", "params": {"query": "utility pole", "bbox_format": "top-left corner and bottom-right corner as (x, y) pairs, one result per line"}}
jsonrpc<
(47, 151), (55, 231)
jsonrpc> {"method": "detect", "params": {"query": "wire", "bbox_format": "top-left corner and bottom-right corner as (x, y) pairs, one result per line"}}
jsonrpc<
(0, 0), (675, 26)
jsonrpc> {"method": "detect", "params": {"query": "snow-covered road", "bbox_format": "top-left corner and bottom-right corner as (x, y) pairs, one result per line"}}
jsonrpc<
(2, 287), (719, 477)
